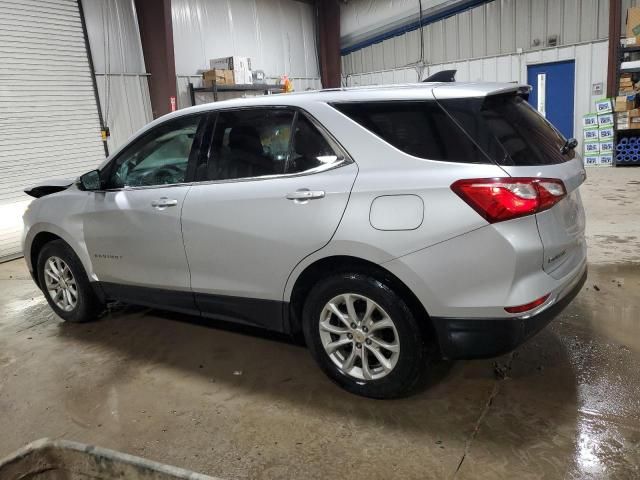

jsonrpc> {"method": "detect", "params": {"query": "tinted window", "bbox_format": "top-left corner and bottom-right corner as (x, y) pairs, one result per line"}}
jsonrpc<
(200, 109), (294, 181)
(107, 115), (201, 188)
(439, 94), (575, 166)
(288, 115), (339, 173)
(332, 101), (489, 163)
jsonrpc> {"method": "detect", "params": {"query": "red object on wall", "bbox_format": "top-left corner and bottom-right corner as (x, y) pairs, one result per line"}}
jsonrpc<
(170, 96), (177, 112)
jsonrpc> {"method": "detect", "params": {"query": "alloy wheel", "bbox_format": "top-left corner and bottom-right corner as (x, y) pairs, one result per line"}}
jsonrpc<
(319, 293), (400, 380)
(44, 256), (78, 312)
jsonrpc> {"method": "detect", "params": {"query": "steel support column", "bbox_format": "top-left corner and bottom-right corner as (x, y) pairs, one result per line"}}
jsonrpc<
(317, 0), (341, 88)
(607, 0), (622, 98)
(134, 0), (177, 118)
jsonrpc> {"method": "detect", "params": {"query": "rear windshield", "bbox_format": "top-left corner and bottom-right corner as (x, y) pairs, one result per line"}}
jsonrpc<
(438, 94), (575, 166)
(331, 101), (491, 164)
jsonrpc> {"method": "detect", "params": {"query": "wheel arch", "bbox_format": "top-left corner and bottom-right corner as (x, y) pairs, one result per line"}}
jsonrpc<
(287, 255), (435, 343)
(29, 232), (67, 288)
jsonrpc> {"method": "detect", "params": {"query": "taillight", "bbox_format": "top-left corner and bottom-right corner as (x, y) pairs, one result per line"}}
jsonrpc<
(451, 177), (567, 223)
(505, 294), (550, 314)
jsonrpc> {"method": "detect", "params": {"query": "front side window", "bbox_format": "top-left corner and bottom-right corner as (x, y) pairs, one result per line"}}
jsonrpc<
(198, 108), (343, 182)
(106, 115), (202, 188)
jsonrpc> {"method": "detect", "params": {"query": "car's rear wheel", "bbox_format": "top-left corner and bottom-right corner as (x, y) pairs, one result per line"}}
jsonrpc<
(303, 272), (428, 398)
(37, 240), (104, 323)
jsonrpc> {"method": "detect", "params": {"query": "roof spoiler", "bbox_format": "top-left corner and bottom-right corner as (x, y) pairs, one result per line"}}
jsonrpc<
(423, 70), (456, 83)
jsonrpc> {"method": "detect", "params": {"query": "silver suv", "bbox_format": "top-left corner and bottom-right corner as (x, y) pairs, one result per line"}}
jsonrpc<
(23, 83), (587, 398)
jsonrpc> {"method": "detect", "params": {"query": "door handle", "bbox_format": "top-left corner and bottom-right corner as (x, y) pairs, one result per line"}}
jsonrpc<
(286, 190), (325, 201)
(151, 197), (178, 209)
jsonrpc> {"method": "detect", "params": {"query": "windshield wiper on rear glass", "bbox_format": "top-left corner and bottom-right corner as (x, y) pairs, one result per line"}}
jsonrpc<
(560, 138), (578, 155)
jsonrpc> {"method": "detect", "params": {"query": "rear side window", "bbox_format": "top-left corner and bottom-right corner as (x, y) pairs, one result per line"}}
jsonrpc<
(201, 108), (295, 181)
(439, 94), (575, 166)
(332, 101), (490, 164)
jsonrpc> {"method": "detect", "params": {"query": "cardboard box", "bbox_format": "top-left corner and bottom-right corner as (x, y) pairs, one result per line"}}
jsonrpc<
(583, 113), (598, 129)
(595, 98), (613, 114)
(616, 117), (640, 129)
(597, 112), (615, 127)
(599, 140), (614, 153)
(584, 142), (600, 155)
(600, 154), (613, 166)
(584, 128), (599, 141)
(615, 94), (638, 111)
(627, 7), (640, 39)
(584, 155), (599, 167)
(617, 108), (640, 118)
(209, 56), (253, 85)
(598, 126), (615, 140)
(203, 69), (235, 86)
(210, 56), (251, 71)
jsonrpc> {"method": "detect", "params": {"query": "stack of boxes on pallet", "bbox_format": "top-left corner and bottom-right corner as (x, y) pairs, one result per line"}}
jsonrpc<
(582, 99), (614, 167)
(614, 77), (640, 164)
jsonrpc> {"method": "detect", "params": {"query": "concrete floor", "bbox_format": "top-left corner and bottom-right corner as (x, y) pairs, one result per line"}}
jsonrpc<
(1, 167), (639, 479)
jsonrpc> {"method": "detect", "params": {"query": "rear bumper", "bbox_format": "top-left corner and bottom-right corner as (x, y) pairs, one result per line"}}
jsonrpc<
(431, 265), (587, 360)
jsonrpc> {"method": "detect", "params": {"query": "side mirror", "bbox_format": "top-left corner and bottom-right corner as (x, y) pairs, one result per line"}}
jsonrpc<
(79, 170), (102, 191)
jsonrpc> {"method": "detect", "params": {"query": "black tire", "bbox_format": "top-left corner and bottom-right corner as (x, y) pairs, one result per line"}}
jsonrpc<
(37, 239), (104, 323)
(302, 272), (428, 399)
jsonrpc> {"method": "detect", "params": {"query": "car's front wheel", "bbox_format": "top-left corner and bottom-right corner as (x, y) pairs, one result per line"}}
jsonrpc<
(303, 272), (428, 398)
(37, 240), (104, 323)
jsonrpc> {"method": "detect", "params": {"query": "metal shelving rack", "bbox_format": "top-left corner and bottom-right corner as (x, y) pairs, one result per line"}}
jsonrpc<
(613, 44), (640, 166)
(188, 82), (283, 106)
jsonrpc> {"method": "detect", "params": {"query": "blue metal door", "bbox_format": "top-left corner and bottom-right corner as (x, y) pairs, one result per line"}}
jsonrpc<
(527, 60), (575, 139)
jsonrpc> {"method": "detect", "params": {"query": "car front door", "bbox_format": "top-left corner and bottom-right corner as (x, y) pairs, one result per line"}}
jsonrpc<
(181, 107), (358, 330)
(82, 113), (206, 312)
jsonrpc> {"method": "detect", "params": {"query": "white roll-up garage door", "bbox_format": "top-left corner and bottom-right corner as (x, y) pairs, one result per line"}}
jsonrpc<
(0, 0), (106, 260)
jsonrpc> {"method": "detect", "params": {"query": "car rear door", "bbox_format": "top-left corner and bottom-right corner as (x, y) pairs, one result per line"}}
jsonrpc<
(180, 107), (357, 331)
(436, 90), (586, 279)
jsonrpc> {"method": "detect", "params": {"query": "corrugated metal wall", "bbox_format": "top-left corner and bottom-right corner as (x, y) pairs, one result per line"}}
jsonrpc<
(172, 0), (321, 108)
(81, 0), (152, 150)
(344, 41), (609, 153)
(342, 0), (611, 74)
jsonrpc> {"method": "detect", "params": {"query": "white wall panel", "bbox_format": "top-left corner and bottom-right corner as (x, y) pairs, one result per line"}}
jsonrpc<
(172, 0), (319, 81)
(372, 42), (385, 71)
(515, 0), (532, 50)
(444, 16), (458, 62)
(383, 38), (395, 69)
(580, 0), (599, 42)
(500, 0), (516, 54)
(95, 74), (152, 149)
(81, 0), (151, 151)
(563, 0), (580, 44)
(546, 0), (563, 45)
(457, 10), (472, 59)
(406, 29), (422, 64)
(471, 5), (486, 58)
(485, 1), (501, 55)
(394, 32), (409, 67)
(430, 19), (445, 64)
